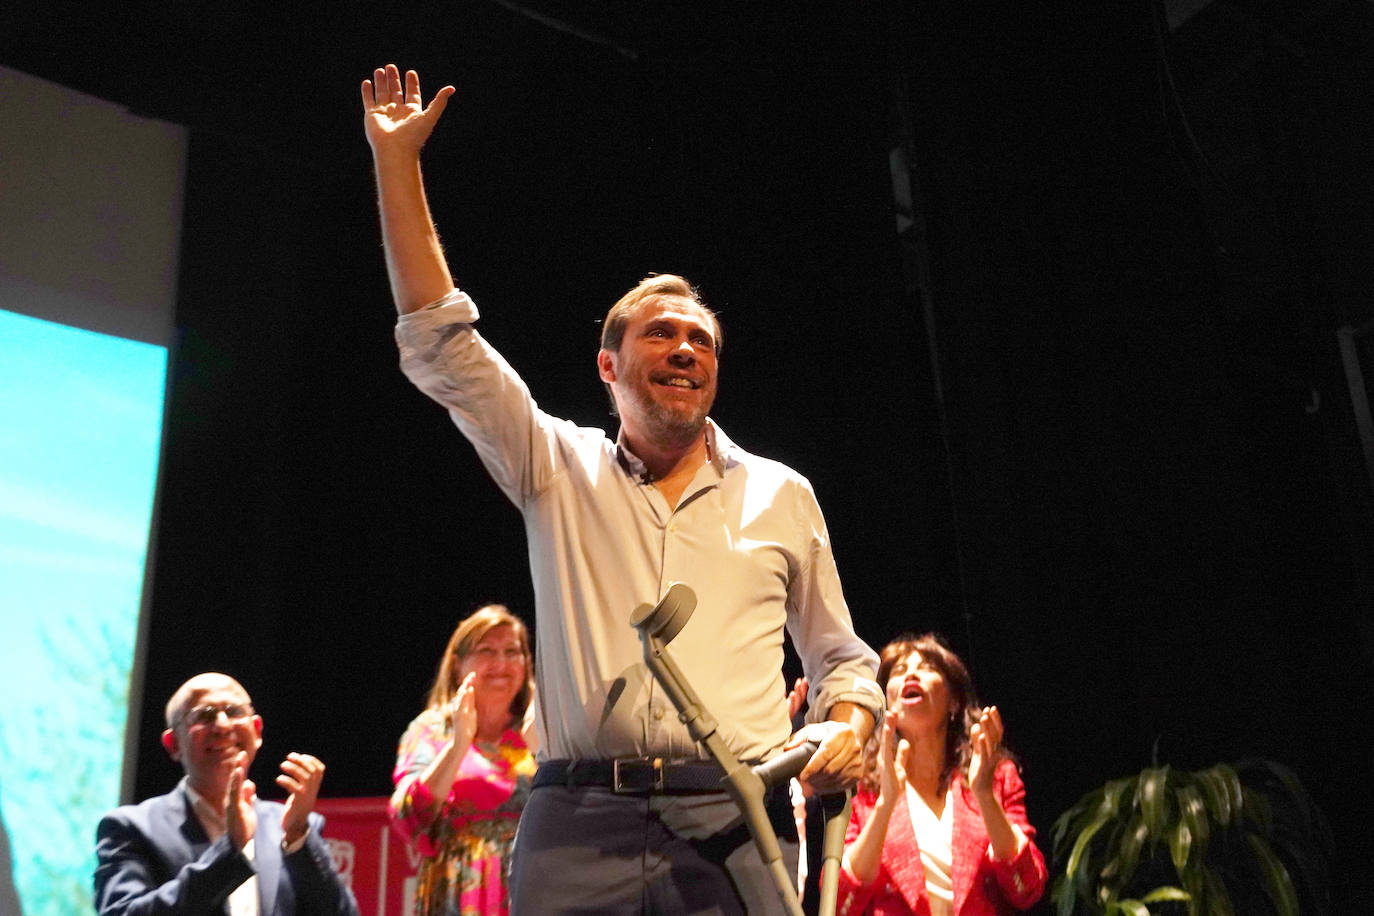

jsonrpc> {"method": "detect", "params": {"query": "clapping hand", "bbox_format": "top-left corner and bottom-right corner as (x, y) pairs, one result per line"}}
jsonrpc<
(447, 671), (478, 746)
(277, 752), (327, 847)
(968, 705), (1005, 799)
(224, 751), (257, 849)
(876, 718), (910, 808)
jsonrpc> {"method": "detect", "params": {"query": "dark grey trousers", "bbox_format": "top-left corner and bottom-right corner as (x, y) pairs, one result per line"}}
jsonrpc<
(508, 784), (799, 915)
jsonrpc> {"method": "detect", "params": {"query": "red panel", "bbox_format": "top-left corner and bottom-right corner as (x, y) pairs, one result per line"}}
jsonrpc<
(315, 796), (422, 916)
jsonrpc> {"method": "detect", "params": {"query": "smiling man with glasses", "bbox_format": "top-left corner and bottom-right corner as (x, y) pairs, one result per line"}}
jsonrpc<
(93, 673), (358, 915)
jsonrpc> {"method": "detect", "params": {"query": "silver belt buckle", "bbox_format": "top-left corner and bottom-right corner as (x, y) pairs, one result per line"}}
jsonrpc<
(613, 757), (665, 793)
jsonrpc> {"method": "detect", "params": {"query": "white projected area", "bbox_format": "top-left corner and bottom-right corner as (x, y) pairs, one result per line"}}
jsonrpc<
(0, 65), (185, 915)
(0, 310), (167, 914)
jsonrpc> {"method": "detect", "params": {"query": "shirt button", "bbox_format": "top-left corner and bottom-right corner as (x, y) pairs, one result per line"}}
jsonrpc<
(652, 706), (666, 720)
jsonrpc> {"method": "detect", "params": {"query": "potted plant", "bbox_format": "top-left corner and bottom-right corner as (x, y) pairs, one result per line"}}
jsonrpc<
(1050, 758), (1331, 916)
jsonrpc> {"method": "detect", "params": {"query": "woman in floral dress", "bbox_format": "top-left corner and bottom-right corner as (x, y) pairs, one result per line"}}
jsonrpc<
(391, 605), (537, 915)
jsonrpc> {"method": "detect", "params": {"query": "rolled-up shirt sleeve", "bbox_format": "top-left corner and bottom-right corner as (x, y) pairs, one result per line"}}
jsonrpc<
(786, 481), (884, 729)
(395, 289), (563, 506)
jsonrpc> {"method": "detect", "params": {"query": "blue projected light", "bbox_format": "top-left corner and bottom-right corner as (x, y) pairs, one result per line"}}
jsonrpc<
(0, 308), (166, 915)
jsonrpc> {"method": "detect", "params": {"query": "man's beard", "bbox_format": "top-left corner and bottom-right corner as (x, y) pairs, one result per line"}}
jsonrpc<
(628, 383), (713, 448)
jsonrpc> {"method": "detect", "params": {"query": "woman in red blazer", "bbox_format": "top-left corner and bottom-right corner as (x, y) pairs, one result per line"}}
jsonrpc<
(837, 634), (1046, 916)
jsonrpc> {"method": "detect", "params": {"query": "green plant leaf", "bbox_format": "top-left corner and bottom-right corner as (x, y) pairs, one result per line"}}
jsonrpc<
(1051, 758), (1330, 916)
(1051, 874), (1082, 916)
(1053, 776), (1131, 867)
(1065, 813), (1110, 882)
(1236, 757), (1335, 911)
(1101, 819), (1148, 892)
(1202, 867), (1236, 916)
(1053, 846), (1102, 916)
(1246, 833), (1300, 916)
(1218, 764), (1244, 814)
(1137, 766), (1171, 837)
(1193, 766), (1235, 827)
(1178, 868), (1204, 916)
(1052, 785), (1108, 851)
(1169, 820), (1192, 873)
(1175, 784), (1208, 846)
(1241, 784), (1275, 834)
(1140, 886), (1191, 904)
(1103, 775), (1133, 813)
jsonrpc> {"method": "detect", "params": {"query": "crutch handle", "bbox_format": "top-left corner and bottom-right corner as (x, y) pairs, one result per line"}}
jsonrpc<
(753, 739), (820, 790)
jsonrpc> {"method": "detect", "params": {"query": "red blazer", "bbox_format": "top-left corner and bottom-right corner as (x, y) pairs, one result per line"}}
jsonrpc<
(836, 760), (1047, 916)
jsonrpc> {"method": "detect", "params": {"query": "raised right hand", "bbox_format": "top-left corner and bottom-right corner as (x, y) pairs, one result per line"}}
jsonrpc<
(968, 705), (1005, 799)
(361, 64), (455, 157)
(224, 752), (258, 849)
(447, 671), (478, 746)
(875, 718), (908, 808)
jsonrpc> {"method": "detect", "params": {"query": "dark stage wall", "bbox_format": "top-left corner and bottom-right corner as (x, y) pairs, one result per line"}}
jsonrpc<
(5, 1), (1371, 910)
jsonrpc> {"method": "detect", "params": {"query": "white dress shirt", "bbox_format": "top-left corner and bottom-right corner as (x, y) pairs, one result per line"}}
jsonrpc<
(906, 782), (954, 916)
(186, 784), (259, 916)
(396, 289), (883, 764)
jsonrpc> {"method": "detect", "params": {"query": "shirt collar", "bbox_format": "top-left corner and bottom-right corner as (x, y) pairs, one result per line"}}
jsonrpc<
(182, 775), (256, 840)
(615, 418), (737, 482)
(705, 420), (740, 473)
(182, 777), (226, 837)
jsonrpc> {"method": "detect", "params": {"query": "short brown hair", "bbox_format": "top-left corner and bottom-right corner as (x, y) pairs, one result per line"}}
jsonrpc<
(425, 605), (533, 725)
(599, 274), (722, 356)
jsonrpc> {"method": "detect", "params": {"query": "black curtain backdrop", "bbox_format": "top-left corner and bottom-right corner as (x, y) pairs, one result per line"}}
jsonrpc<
(4, 1), (1371, 909)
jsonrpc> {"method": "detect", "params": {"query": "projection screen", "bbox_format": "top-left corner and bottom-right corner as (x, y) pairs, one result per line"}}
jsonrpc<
(0, 64), (185, 915)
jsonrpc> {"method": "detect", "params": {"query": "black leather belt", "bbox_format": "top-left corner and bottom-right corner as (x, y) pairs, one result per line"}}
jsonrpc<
(533, 758), (727, 794)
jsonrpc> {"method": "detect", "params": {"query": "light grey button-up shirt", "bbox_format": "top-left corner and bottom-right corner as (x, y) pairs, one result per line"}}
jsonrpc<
(396, 289), (882, 764)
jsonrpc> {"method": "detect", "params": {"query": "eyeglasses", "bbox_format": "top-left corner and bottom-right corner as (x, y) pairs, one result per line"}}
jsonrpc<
(177, 702), (255, 728)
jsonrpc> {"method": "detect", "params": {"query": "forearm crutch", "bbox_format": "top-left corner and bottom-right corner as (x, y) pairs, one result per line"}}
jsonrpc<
(630, 583), (854, 916)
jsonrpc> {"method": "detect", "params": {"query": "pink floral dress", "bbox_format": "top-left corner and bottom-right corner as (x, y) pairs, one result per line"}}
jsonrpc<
(390, 709), (536, 915)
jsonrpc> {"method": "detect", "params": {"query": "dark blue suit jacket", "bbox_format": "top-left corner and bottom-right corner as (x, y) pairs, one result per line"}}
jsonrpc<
(94, 779), (359, 915)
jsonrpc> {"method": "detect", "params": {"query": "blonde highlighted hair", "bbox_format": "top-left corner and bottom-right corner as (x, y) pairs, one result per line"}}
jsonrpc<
(425, 605), (534, 724)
